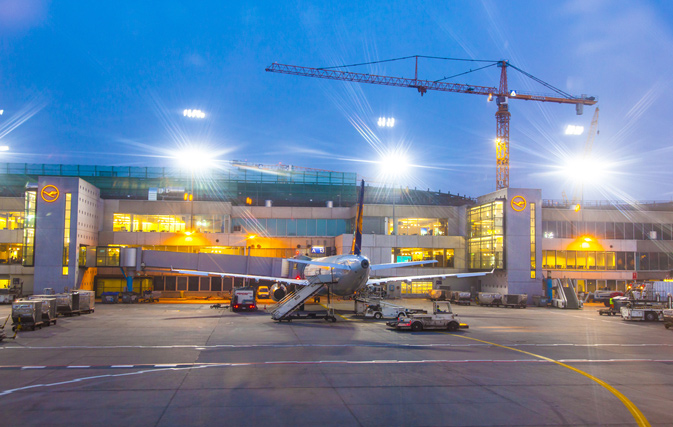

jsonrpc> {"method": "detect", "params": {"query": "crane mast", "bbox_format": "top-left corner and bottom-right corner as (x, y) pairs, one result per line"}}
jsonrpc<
(266, 58), (597, 190)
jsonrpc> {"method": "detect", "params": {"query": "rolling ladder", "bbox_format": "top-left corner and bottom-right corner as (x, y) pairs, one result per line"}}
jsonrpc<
(270, 276), (330, 321)
(551, 278), (581, 309)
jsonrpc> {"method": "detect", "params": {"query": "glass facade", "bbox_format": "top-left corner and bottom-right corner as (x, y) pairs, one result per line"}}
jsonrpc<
(543, 250), (673, 271)
(97, 247), (121, 267)
(0, 243), (22, 264)
(387, 218), (448, 236)
(113, 214), (188, 233)
(391, 248), (454, 268)
(543, 220), (673, 240)
(232, 218), (351, 237)
(63, 193), (71, 275)
(0, 211), (24, 230)
(21, 190), (37, 266)
(530, 203), (536, 279)
(401, 281), (433, 295)
(468, 201), (504, 269)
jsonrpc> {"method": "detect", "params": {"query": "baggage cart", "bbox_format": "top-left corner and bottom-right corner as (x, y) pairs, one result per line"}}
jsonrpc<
(503, 294), (527, 308)
(55, 293), (81, 316)
(76, 290), (95, 313)
(663, 309), (673, 329)
(476, 292), (503, 307)
(101, 292), (119, 304)
(121, 292), (139, 304)
(140, 290), (161, 303)
(450, 291), (472, 305)
(12, 300), (44, 331)
(27, 296), (58, 325)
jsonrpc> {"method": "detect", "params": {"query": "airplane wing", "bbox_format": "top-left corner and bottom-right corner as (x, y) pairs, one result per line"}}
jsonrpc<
(370, 260), (437, 270)
(170, 267), (308, 285)
(366, 269), (494, 285)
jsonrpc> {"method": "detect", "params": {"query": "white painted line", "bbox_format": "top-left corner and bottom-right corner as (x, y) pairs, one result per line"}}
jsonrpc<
(110, 365), (135, 368)
(153, 364), (177, 368)
(21, 366), (45, 369)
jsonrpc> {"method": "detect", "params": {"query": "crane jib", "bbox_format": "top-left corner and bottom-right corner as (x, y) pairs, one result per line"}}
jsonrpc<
(265, 63), (596, 105)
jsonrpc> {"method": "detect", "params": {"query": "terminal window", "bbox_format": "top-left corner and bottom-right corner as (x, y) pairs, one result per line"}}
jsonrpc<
(392, 248), (454, 268)
(401, 281), (433, 295)
(468, 201), (504, 270)
(0, 211), (24, 230)
(96, 247), (121, 267)
(387, 218), (448, 236)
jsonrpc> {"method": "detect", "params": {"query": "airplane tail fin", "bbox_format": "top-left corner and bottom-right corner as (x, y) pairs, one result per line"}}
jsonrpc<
(350, 179), (365, 256)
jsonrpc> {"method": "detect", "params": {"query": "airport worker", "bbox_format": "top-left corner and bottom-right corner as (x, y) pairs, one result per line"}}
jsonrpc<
(609, 297), (614, 310)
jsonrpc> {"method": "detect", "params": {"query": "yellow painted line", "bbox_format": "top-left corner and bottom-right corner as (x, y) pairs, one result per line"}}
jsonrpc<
(450, 333), (650, 427)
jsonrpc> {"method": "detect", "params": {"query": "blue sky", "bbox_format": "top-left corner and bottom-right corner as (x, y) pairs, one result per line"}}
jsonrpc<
(1, 0), (672, 201)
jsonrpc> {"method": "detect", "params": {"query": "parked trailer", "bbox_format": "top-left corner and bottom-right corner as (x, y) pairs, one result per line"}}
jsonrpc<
(12, 300), (44, 331)
(620, 305), (666, 322)
(476, 292), (503, 307)
(449, 291), (472, 306)
(363, 301), (426, 319)
(502, 294), (528, 308)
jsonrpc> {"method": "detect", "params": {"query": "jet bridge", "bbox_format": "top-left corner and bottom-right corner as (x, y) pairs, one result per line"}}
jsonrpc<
(270, 276), (334, 321)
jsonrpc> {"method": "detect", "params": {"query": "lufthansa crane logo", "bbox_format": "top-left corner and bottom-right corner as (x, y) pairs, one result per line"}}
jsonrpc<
(41, 185), (60, 203)
(510, 195), (527, 212)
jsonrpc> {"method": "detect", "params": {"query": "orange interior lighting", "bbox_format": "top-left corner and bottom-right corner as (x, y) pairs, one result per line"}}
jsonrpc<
(566, 235), (604, 251)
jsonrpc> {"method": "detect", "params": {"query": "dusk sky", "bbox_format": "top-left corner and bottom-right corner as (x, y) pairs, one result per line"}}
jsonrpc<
(1, 0), (672, 202)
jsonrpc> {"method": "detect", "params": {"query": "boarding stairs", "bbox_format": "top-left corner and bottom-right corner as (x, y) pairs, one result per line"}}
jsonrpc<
(551, 278), (581, 309)
(270, 276), (328, 320)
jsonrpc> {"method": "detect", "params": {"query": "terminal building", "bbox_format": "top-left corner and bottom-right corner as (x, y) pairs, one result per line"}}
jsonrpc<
(1, 161), (672, 299)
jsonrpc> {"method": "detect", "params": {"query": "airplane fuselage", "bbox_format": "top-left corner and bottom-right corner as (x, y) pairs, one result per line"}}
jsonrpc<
(302, 254), (371, 296)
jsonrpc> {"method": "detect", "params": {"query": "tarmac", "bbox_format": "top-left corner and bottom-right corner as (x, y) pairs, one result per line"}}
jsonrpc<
(0, 299), (671, 426)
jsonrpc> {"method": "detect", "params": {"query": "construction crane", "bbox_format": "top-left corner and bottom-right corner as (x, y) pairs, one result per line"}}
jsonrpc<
(266, 56), (598, 190)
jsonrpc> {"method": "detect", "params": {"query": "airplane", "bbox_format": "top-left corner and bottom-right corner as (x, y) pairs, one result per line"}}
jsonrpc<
(172, 180), (493, 301)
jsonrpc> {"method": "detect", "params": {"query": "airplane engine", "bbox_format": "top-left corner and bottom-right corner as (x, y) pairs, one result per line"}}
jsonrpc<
(270, 283), (288, 301)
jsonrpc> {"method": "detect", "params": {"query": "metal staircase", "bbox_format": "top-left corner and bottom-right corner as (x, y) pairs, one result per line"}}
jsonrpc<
(551, 278), (581, 309)
(270, 276), (327, 320)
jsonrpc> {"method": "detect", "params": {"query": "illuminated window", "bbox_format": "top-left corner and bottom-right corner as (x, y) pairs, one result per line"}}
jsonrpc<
(530, 202), (536, 279)
(0, 279), (9, 289)
(468, 201), (504, 270)
(22, 190), (37, 266)
(63, 193), (72, 275)
(391, 248), (454, 268)
(96, 247), (121, 266)
(0, 211), (24, 230)
(0, 244), (23, 264)
(401, 281), (433, 294)
(79, 245), (88, 267)
(387, 218), (448, 236)
(113, 214), (187, 233)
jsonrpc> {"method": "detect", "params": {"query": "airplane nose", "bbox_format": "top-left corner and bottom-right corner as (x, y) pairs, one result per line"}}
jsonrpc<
(360, 259), (370, 269)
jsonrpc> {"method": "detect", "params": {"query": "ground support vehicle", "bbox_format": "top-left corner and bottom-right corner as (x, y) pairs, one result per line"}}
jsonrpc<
(476, 292), (503, 307)
(363, 300), (426, 319)
(590, 290), (625, 306)
(449, 291), (472, 305)
(598, 307), (620, 316)
(428, 289), (450, 301)
(12, 300), (45, 331)
(140, 290), (161, 303)
(387, 301), (467, 332)
(257, 286), (270, 299)
(55, 292), (81, 316)
(278, 308), (337, 323)
(502, 294), (527, 308)
(231, 287), (257, 312)
(620, 304), (666, 322)
(663, 309), (673, 329)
